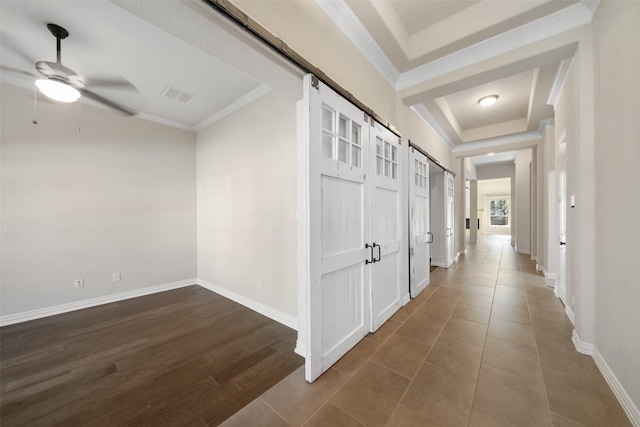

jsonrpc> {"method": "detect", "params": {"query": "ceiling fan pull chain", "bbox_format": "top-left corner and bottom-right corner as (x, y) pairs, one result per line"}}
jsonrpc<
(32, 84), (38, 125)
(78, 99), (82, 134)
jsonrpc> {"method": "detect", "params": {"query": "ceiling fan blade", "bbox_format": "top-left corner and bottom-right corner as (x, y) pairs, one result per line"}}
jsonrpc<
(84, 76), (138, 91)
(0, 65), (36, 78)
(0, 32), (36, 67)
(80, 88), (137, 116)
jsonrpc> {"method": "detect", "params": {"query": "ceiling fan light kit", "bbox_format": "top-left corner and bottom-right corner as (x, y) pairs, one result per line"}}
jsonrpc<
(35, 78), (81, 102)
(478, 95), (499, 107)
(20, 22), (138, 116)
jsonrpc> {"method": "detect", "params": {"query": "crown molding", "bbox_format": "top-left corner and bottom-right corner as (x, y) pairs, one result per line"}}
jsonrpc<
(396, 2), (593, 91)
(195, 84), (271, 131)
(409, 104), (455, 150)
(580, 0), (601, 17)
(314, 0), (398, 87)
(538, 117), (555, 133)
(453, 131), (542, 155)
(547, 58), (573, 109)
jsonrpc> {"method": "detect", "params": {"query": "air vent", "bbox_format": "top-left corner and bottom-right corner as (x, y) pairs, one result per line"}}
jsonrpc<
(162, 86), (195, 104)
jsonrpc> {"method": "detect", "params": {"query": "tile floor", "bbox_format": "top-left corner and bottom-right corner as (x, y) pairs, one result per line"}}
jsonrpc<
(221, 236), (631, 426)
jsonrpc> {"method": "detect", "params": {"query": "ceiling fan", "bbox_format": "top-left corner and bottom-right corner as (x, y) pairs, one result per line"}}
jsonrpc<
(5, 23), (139, 115)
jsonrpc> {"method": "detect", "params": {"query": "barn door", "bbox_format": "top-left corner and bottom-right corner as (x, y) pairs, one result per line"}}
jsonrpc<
(302, 75), (371, 382)
(409, 148), (431, 298)
(369, 122), (403, 331)
(445, 172), (455, 265)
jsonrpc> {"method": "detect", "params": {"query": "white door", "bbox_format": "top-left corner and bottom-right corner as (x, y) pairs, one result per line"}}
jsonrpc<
(445, 172), (455, 265)
(556, 134), (567, 304)
(369, 123), (403, 331)
(409, 148), (431, 298)
(303, 75), (370, 382)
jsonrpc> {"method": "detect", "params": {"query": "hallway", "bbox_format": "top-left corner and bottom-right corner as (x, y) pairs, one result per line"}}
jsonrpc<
(223, 235), (630, 426)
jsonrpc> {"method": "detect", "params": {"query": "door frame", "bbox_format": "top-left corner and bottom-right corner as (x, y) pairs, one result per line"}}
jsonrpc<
(555, 129), (568, 306)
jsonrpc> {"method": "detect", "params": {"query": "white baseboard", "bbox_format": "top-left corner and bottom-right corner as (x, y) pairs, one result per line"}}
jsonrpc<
(565, 305), (575, 326)
(401, 293), (411, 306)
(536, 263), (557, 281)
(295, 339), (306, 358)
(592, 347), (640, 427)
(197, 278), (297, 331)
(571, 329), (594, 355)
(572, 330), (640, 426)
(0, 279), (197, 327)
(432, 261), (453, 269)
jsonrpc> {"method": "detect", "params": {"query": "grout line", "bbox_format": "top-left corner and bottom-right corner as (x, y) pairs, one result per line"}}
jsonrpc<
(258, 397), (293, 426)
(467, 238), (505, 426)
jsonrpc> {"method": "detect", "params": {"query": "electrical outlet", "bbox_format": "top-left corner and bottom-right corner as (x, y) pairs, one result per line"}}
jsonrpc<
(75, 279), (84, 288)
(112, 273), (121, 282)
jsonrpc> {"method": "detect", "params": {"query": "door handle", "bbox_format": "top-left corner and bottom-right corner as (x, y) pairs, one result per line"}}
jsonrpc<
(373, 242), (382, 262)
(427, 232), (433, 243)
(560, 241), (566, 246)
(365, 243), (374, 264)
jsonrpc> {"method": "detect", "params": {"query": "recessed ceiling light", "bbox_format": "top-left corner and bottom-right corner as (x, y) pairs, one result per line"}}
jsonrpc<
(487, 152), (495, 156)
(478, 95), (499, 107)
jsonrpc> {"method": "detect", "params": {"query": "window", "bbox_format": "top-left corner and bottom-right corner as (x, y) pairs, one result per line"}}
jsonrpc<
(321, 105), (361, 167)
(490, 198), (509, 226)
(414, 159), (427, 188)
(376, 137), (398, 179)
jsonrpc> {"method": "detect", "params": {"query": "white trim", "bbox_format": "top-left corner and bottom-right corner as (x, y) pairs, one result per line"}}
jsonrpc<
(194, 84), (271, 131)
(432, 261), (452, 269)
(571, 329), (594, 355)
(547, 58), (574, 108)
(409, 104), (455, 150)
(401, 293), (411, 306)
(318, 0), (595, 92)
(531, 255), (538, 261)
(571, 330), (640, 426)
(0, 279), (197, 327)
(453, 131), (541, 154)
(137, 113), (196, 131)
(395, 2), (593, 90)
(592, 347), (640, 427)
(537, 118), (555, 134)
(565, 304), (575, 326)
(580, 0), (601, 17)
(197, 278), (297, 330)
(295, 340), (306, 358)
(314, 0), (398, 87)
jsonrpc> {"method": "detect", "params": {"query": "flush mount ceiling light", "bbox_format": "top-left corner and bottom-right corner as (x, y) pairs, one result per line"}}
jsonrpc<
(478, 95), (499, 107)
(487, 152), (495, 156)
(35, 78), (81, 103)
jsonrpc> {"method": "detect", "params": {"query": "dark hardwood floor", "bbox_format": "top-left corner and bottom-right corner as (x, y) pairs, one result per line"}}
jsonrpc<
(0, 285), (303, 426)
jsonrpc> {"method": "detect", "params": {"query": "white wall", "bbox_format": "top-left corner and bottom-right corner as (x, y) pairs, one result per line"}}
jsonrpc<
(515, 149), (532, 254)
(592, 0), (640, 410)
(196, 89), (298, 319)
(1, 83), (197, 317)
